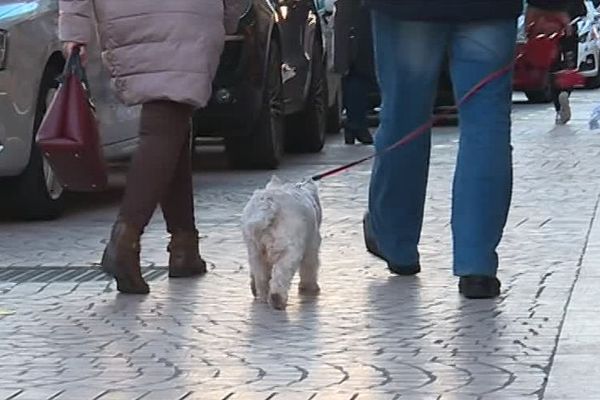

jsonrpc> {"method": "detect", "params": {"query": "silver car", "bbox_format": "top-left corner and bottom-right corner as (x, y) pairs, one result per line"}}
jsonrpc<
(0, 0), (139, 220)
(0, 0), (340, 220)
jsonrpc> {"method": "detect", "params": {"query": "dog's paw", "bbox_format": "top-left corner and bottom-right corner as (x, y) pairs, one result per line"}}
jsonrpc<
(269, 293), (288, 310)
(299, 283), (321, 295)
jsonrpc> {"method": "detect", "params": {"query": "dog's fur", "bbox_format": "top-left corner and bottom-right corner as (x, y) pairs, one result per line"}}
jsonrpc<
(241, 176), (322, 310)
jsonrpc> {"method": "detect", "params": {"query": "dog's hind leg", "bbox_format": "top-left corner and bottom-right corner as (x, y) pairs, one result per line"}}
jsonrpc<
(299, 256), (320, 295)
(269, 250), (303, 310)
(299, 237), (321, 295)
(248, 247), (270, 302)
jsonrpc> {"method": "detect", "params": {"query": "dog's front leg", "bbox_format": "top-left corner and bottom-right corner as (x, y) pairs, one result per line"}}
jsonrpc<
(248, 248), (271, 302)
(269, 251), (302, 310)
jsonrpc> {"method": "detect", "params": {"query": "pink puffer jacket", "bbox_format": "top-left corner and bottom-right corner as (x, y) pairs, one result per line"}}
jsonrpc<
(59, 0), (248, 108)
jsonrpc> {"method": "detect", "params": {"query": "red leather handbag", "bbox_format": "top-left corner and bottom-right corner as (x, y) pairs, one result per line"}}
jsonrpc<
(36, 48), (108, 192)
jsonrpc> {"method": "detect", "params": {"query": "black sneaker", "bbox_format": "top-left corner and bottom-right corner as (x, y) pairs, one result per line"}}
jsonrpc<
(363, 213), (421, 276)
(459, 276), (501, 299)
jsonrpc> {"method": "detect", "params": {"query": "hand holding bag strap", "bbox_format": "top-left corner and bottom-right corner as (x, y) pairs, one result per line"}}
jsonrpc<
(62, 47), (92, 96)
(62, 46), (95, 110)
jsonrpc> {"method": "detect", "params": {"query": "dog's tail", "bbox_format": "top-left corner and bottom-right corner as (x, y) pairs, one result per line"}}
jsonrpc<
(242, 191), (280, 236)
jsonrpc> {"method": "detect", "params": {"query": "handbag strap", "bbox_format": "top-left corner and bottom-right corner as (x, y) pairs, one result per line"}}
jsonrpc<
(62, 46), (92, 96)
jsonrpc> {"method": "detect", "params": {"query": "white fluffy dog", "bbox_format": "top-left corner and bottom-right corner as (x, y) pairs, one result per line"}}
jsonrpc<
(241, 176), (322, 310)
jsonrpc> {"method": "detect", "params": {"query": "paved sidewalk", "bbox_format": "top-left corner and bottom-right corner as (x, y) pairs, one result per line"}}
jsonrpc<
(1, 93), (600, 399)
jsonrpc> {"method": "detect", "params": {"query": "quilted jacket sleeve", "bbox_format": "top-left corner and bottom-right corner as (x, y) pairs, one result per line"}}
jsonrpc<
(58, 0), (93, 44)
(223, 0), (249, 35)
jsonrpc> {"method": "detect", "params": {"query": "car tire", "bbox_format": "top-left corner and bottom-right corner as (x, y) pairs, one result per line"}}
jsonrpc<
(586, 74), (600, 89)
(11, 65), (65, 220)
(326, 85), (342, 134)
(524, 74), (553, 103)
(285, 38), (327, 153)
(225, 39), (285, 169)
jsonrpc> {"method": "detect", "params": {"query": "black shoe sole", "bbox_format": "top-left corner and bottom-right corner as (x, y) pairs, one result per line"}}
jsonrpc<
(363, 213), (420, 276)
(168, 267), (208, 278)
(388, 264), (421, 276)
(459, 276), (500, 299)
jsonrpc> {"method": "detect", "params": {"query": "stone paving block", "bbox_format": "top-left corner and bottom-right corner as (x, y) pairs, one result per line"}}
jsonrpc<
(0, 391), (22, 400)
(52, 389), (108, 400)
(139, 390), (192, 400)
(544, 353), (600, 399)
(8, 390), (63, 400)
(183, 393), (233, 400)
(94, 391), (149, 400)
(270, 393), (316, 400)
(225, 393), (277, 400)
(311, 393), (357, 400)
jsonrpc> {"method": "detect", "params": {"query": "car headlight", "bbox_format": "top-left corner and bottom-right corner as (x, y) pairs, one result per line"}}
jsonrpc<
(0, 30), (7, 70)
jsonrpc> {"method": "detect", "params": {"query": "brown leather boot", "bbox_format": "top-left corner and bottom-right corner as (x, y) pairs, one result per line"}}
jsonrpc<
(168, 230), (207, 278)
(101, 221), (150, 294)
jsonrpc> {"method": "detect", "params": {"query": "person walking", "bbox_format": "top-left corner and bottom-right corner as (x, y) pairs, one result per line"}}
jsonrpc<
(334, 0), (376, 145)
(552, 0), (586, 125)
(362, 0), (569, 298)
(59, 0), (246, 294)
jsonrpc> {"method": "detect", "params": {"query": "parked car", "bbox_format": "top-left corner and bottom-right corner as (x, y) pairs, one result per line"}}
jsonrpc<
(0, 0), (139, 220)
(194, 0), (342, 169)
(366, 61), (458, 126)
(0, 0), (340, 220)
(514, 0), (600, 102)
(576, 0), (600, 87)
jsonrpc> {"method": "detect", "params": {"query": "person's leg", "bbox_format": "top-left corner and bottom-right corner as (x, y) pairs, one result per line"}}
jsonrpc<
(119, 101), (194, 230)
(343, 68), (373, 144)
(555, 31), (577, 124)
(104, 101), (193, 293)
(158, 117), (207, 278)
(551, 82), (562, 113)
(160, 132), (195, 233)
(366, 11), (450, 272)
(449, 20), (516, 284)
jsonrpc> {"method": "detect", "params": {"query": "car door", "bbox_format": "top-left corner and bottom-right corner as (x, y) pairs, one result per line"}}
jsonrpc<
(273, 0), (312, 113)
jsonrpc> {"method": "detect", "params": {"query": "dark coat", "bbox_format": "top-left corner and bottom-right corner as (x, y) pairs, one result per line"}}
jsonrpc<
(567, 1), (586, 18)
(363, 0), (567, 21)
(333, 0), (375, 79)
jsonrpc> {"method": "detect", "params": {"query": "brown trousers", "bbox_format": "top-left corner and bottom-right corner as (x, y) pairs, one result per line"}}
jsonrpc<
(119, 101), (196, 233)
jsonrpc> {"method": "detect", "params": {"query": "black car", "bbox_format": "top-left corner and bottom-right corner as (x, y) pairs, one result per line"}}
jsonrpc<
(194, 0), (341, 169)
(367, 60), (457, 126)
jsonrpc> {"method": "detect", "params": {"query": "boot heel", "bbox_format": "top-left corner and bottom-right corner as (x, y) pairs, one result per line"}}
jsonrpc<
(101, 222), (149, 294)
(344, 131), (355, 145)
(168, 231), (207, 278)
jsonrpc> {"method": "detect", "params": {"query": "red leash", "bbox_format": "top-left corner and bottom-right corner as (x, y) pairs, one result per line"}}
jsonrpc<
(311, 62), (514, 182)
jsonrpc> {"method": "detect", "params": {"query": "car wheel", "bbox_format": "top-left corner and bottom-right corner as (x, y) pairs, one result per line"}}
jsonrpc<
(285, 38), (327, 153)
(11, 67), (65, 220)
(226, 39), (285, 169)
(326, 85), (342, 134)
(524, 74), (553, 103)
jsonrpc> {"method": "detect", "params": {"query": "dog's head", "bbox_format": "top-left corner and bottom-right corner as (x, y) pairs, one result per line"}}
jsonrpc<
(299, 179), (322, 225)
(302, 179), (319, 198)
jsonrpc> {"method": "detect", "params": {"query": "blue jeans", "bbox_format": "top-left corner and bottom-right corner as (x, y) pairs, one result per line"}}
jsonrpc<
(368, 13), (516, 277)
